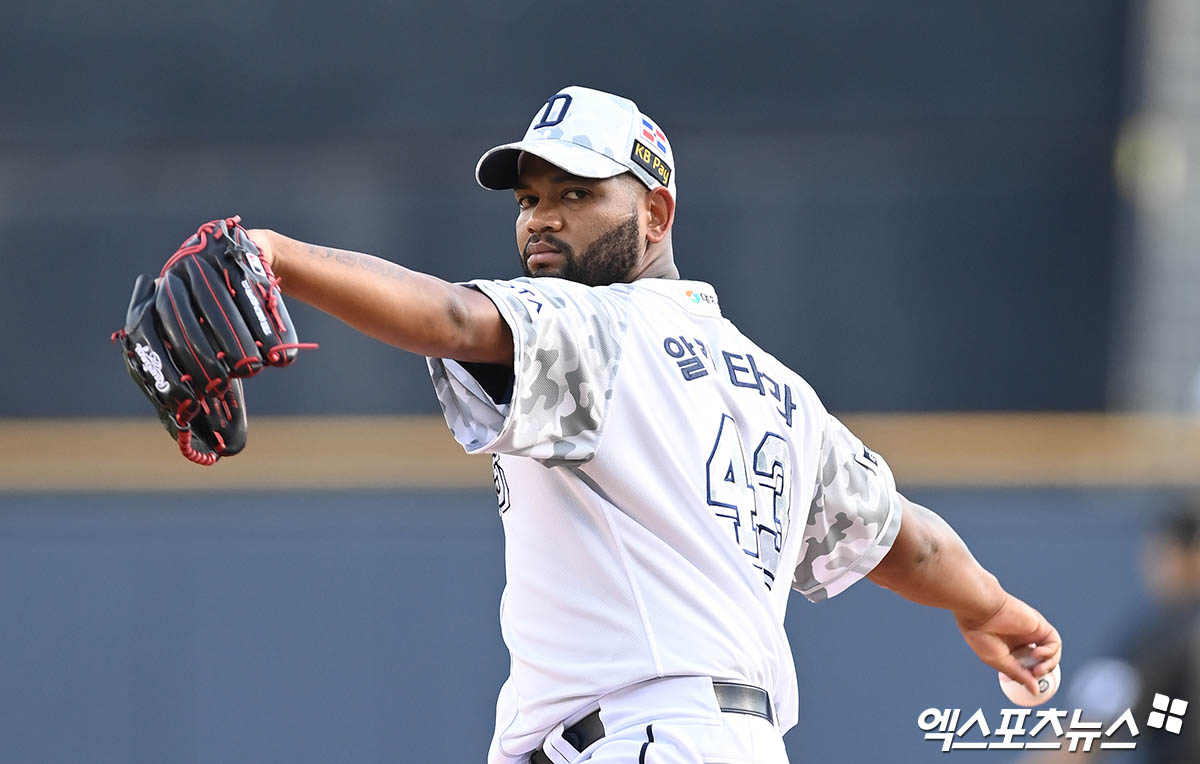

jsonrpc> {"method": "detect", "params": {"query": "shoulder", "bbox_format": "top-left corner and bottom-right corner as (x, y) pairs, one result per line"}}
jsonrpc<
(468, 277), (636, 315)
(622, 278), (722, 315)
(717, 316), (826, 408)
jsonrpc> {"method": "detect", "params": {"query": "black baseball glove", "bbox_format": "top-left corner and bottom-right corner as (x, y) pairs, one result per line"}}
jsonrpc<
(112, 216), (315, 465)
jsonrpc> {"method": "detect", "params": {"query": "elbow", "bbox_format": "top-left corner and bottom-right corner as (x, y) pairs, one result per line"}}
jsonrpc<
(869, 498), (938, 588)
(446, 292), (468, 329)
(445, 292), (471, 340)
(441, 291), (512, 365)
(441, 292), (479, 359)
(903, 499), (942, 570)
(911, 531), (939, 569)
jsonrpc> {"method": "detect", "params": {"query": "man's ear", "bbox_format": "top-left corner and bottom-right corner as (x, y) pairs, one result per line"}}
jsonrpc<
(645, 188), (675, 244)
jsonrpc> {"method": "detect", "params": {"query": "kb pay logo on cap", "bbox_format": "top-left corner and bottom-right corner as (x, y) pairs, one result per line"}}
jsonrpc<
(632, 119), (672, 188)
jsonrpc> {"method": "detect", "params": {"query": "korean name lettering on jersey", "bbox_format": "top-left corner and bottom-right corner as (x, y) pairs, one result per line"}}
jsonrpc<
(662, 337), (797, 428)
(662, 335), (710, 380)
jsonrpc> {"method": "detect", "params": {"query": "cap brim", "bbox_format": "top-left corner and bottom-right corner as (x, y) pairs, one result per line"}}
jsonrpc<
(475, 139), (629, 190)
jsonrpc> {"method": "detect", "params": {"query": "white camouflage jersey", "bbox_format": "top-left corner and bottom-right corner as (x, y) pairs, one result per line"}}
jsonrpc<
(427, 277), (903, 764)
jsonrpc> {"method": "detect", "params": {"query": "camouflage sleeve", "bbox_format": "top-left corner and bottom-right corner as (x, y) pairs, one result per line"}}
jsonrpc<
(792, 414), (903, 602)
(426, 278), (630, 463)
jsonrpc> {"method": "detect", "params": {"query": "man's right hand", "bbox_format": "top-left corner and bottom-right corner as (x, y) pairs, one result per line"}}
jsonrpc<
(956, 593), (1062, 696)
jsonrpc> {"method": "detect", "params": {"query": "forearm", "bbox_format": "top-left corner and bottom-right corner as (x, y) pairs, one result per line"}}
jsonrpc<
(868, 497), (1007, 626)
(869, 498), (1060, 688)
(261, 231), (511, 364)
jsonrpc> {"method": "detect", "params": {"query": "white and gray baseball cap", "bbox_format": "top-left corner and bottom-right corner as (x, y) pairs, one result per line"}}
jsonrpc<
(475, 85), (677, 199)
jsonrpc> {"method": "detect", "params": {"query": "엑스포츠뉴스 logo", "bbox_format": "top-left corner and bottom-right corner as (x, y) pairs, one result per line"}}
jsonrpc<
(1147, 693), (1188, 734)
(919, 692), (1189, 753)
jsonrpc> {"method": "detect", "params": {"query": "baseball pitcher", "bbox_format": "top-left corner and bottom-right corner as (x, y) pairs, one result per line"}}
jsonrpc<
(116, 85), (1062, 764)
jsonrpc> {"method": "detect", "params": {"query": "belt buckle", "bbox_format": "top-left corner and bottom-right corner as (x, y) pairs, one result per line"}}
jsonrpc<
(713, 680), (775, 725)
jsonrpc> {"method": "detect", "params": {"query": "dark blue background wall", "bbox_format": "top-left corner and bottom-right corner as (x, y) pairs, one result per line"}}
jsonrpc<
(0, 3), (1144, 759)
(0, 488), (1163, 763)
(0, 0), (1130, 416)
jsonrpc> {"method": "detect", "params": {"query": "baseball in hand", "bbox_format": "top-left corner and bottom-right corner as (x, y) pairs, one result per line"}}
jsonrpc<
(999, 645), (1060, 706)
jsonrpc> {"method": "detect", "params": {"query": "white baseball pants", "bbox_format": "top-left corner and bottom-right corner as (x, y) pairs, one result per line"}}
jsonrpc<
(537, 676), (790, 764)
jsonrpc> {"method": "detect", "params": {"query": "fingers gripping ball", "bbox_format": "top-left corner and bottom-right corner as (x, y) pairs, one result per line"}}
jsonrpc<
(112, 216), (316, 465)
(999, 645), (1061, 707)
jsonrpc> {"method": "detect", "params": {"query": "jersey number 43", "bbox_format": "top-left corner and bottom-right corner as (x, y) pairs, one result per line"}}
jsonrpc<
(706, 414), (793, 589)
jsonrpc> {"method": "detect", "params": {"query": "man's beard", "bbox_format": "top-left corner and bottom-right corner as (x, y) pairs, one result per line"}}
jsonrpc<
(521, 214), (640, 287)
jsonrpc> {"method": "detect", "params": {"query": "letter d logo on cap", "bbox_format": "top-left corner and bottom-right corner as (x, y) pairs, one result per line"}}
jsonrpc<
(532, 94), (572, 130)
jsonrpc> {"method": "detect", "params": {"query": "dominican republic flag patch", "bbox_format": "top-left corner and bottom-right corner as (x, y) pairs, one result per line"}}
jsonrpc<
(641, 118), (667, 153)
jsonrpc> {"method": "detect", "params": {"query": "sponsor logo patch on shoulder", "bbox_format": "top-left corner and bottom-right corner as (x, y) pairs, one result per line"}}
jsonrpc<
(631, 140), (672, 187)
(679, 286), (720, 316)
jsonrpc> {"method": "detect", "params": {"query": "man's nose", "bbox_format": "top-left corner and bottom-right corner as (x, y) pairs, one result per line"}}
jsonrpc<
(526, 202), (563, 234)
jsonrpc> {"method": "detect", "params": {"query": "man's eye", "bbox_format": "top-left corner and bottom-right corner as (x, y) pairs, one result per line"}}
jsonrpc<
(516, 195), (536, 209)
(564, 189), (590, 200)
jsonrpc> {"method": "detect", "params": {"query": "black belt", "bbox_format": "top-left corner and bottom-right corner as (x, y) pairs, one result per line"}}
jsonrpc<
(530, 682), (772, 764)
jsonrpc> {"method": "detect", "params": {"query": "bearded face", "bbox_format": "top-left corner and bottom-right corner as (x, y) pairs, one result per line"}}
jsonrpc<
(520, 211), (640, 287)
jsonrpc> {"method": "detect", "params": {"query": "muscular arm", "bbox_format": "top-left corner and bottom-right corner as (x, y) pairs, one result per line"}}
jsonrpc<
(249, 229), (513, 365)
(869, 496), (1062, 692)
(868, 496), (1005, 620)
